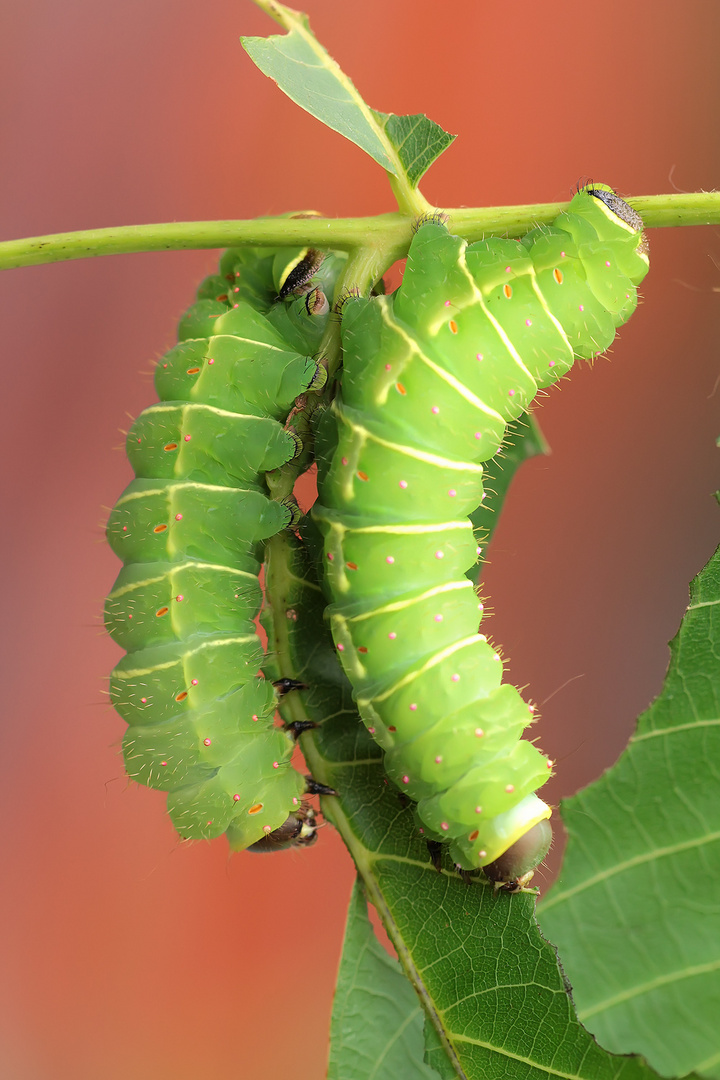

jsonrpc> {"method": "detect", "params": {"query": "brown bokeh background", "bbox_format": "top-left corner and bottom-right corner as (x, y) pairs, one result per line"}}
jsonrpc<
(1, 2), (718, 1077)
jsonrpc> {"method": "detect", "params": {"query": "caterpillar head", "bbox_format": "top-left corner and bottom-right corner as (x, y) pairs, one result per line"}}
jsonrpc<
(247, 805), (319, 853)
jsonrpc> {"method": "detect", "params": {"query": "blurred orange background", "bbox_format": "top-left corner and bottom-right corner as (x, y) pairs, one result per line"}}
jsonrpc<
(1, 1), (718, 1077)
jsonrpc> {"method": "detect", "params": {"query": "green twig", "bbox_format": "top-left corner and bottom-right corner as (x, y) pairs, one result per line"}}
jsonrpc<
(1, 193), (718, 272)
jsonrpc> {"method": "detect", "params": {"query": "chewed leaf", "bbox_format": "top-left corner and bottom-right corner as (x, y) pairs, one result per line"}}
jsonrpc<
(539, 543), (720, 1080)
(241, 7), (452, 186)
(371, 110), (456, 187)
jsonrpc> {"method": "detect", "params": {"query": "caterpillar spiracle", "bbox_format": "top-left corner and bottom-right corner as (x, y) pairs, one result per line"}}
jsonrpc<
(105, 242), (344, 852)
(314, 184), (649, 886)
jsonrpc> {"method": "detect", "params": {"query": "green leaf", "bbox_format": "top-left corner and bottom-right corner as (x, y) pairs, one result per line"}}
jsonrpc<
(466, 413), (548, 588)
(265, 524), (671, 1080)
(371, 111), (456, 187)
(241, 5), (453, 201)
(328, 878), (445, 1080)
(539, 543), (720, 1079)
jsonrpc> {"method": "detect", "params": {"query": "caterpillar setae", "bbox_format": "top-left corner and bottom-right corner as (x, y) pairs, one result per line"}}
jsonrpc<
(313, 184), (649, 885)
(105, 242), (343, 852)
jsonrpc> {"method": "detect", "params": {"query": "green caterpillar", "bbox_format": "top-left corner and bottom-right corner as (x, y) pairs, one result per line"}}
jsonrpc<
(105, 243), (343, 852)
(314, 185), (649, 884)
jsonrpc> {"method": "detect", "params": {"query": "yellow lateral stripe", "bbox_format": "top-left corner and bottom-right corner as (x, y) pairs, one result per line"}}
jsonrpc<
(113, 634), (258, 678)
(114, 480), (256, 505)
(107, 562), (257, 598)
(456, 248), (537, 382)
(139, 402), (277, 423)
(206, 332), (290, 353)
(369, 634), (489, 702)
(338, 407), (485, 473)
(379, 303), (504, 423)
(528, 274), (575, 356)
(346, 580), (474, 622)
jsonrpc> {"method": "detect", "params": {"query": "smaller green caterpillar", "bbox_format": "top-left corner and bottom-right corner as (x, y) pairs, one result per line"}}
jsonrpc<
(105, 243), (343, 851)
(314, 184), (649, 884)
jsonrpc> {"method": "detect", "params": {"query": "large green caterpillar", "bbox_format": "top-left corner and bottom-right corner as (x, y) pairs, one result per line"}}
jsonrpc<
(105, 243), (343, 852)
(314, 184), (649, 883)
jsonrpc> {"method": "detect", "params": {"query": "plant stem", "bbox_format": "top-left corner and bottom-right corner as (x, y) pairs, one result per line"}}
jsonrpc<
(1, 193), (718, 272)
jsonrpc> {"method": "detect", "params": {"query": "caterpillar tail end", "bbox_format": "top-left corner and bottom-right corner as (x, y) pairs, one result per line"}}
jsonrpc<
(449, 793), (552, 887)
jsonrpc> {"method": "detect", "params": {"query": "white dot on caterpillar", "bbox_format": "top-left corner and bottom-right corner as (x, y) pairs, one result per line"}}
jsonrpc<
(368, 727), (376, 734)
(508, 388), (515, 397)
(434, 614), (443, 623)
(399, 480), (408, 489)
(409, 703), (417, 711)
(385, 363), (391, 371)
(327, 552), (334, 561)
(431, 406), (439, 414)
(476, 353), (484, 361)
(122, 526), (127, 531)
(475, 806), (482, 814)
(337, 643), (345, 652)
(292, 797), (299, 806)
(184, 435), (191, 442)
(549, 360), (556, 367)
(175, 594), (184, 602)
(547, 760), (554, 769)
(440, 822), (449, 831)
(448, 488), (457, 497)
(386, 555), (394, 564)
(160, 761), (168, 767)
(478, 849), (487, 859)
(191, 679), (198, 686)
(252, 714), (259, 722)
(203, 738), (211, 746)
(263, 825), (272, 833)
(434, 550), (444, 559)
(505, 784), (515, 793)
(578, 304), (584, 311)
(141, 697), (147, 703)
(272, 762), (279, 769)
(481, 493), (487, 501)
(525, 319), (532, 327)
(605, 260), (611, 267)
(451, 673), (459, 682)
(388, 632), (397, 640)
(175, 513), (183, 521)
(435, 755), (443, 764)
(474, 432), (481, 439)
(444, 300), (451, 306)
(341, 457), (348, 465)
(233, 793), (241, 802)
(208, 358), (214, 365)
(475, 728), (484, 737)
(402, 775), (410, 784)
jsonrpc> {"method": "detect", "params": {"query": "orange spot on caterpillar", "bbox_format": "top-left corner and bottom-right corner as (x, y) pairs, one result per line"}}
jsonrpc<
(553, 268), (564, 284)
(153, 524), (168, 533)
(186, 366), (201, 374)
(395, 382), (407, 395)
(346, 562), (358, 571)
(358, 646), (368, 654)
(503, 283), (513, 299)
(449, 320), (458, 334)
(468, 830), (479, 842)
(357, 471), (369, 481)
(175, 691), (188, 702)
(163, 443), (178, 452)
(388, 726), (396, 733)
(248, 803), (263, 815)
(155, 606), (169, 617)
